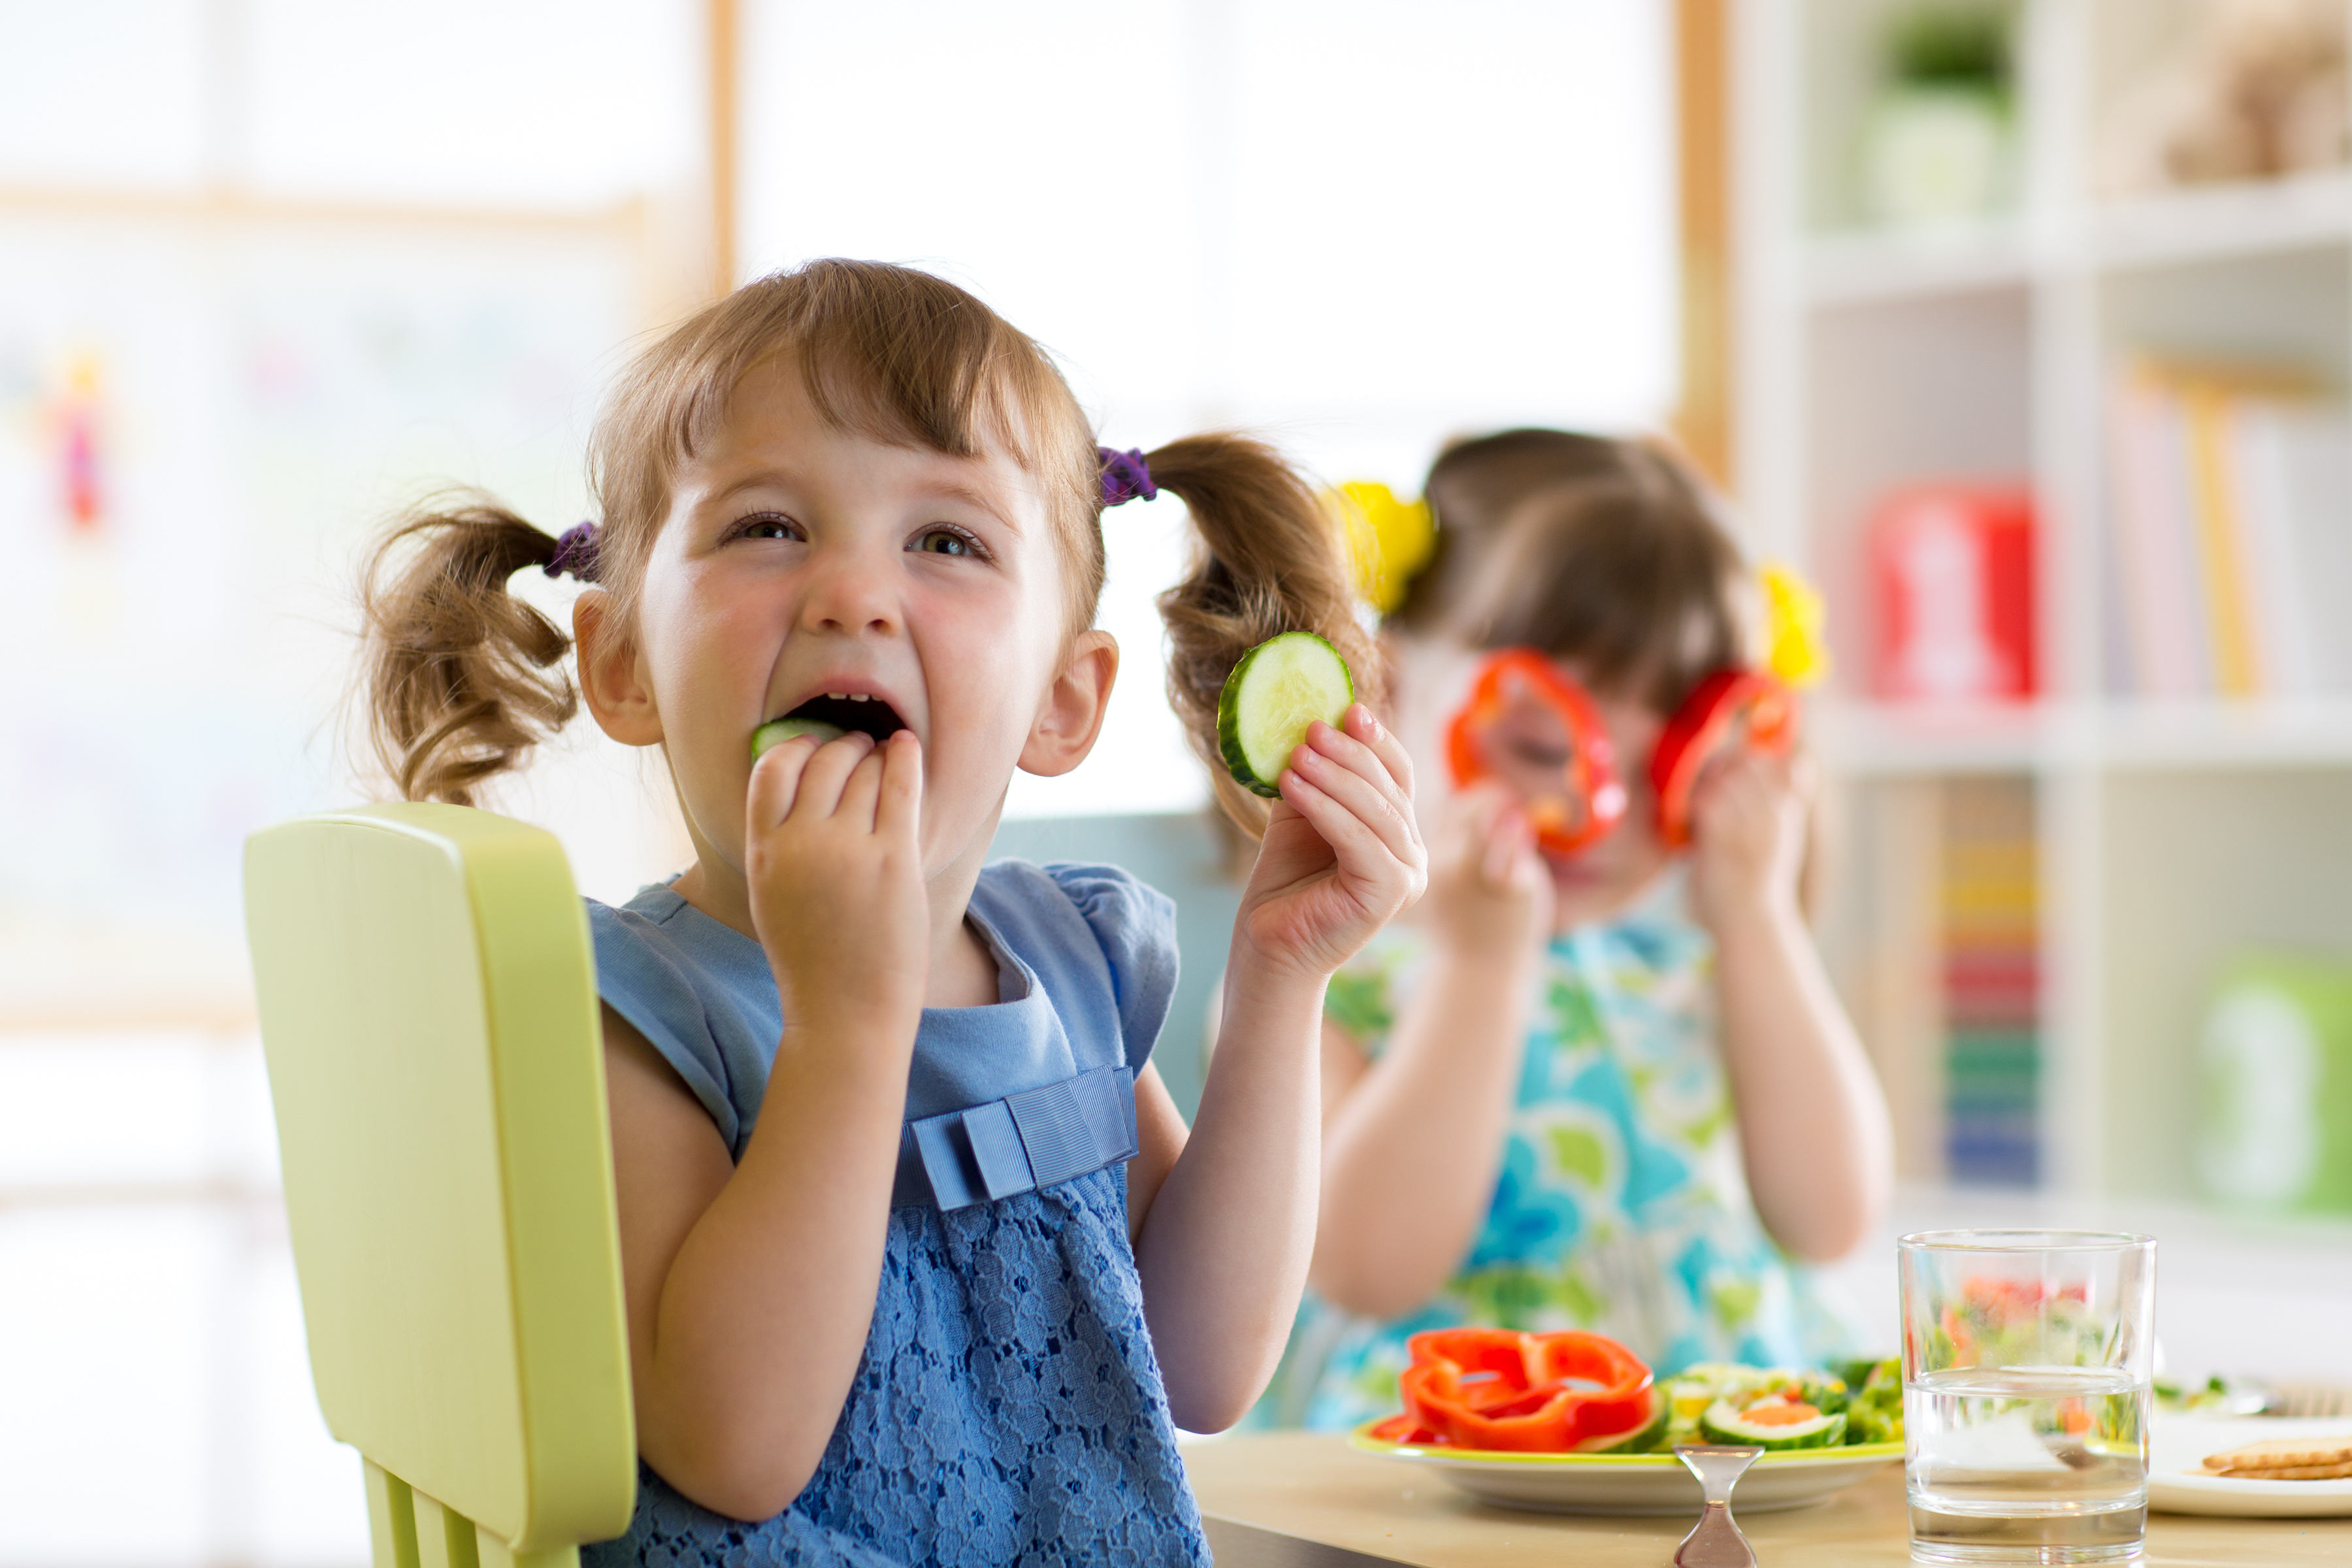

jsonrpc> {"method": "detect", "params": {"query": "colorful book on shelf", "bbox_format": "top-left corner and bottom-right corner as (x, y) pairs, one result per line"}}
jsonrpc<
(2105, 359), (2349, 701)
(1940, 777), (2040, 1188)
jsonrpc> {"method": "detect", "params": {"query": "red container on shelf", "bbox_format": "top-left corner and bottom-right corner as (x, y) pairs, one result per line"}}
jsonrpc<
(1870, 486), (2037, 702)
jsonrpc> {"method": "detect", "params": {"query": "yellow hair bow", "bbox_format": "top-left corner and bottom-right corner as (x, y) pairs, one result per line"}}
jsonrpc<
(1330, 481), (1437, 616)
(1759, 561), (1830, 687)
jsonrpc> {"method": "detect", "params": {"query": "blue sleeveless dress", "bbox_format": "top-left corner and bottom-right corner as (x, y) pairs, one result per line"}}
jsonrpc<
(579, 860), (1210, 1568)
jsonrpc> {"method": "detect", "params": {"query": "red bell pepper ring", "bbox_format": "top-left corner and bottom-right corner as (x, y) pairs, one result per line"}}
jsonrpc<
(1648, 668), (1797, 850)
(1445, 650), (1627, 856)
(1396, 1327), (1656, 1453)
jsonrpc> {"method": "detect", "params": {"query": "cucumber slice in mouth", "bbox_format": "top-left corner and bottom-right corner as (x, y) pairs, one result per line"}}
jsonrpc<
(1217, 631), (1356, 798)
(750, 694), (905, 759)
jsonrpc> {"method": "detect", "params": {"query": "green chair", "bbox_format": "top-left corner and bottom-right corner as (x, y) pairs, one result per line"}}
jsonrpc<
(244, 804), (637, 1568)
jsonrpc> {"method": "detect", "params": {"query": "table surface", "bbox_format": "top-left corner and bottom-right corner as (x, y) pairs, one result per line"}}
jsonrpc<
(1183, 1432), (2352, 1567)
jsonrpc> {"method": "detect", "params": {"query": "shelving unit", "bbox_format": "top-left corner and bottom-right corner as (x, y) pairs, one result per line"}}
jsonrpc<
(1737, 0), (2352, 1200)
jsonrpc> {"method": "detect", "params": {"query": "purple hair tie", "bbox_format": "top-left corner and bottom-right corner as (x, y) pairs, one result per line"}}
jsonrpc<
(545, 520), (599, 582)
(1098, 446), (1157, 508)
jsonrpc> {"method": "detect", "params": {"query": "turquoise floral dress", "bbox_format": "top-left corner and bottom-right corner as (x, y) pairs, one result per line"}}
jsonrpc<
(1256, 874), (1865, 1431)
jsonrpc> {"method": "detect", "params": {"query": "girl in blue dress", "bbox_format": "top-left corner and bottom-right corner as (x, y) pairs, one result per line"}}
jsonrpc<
(1258, 431), (1887, 1429)
(355, 260), (1426, 1564)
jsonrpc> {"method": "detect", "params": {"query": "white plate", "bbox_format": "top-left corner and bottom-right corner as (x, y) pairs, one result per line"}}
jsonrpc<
(1348, 1422), (1900, 1516)
(2149, 1415), (2352, 1518)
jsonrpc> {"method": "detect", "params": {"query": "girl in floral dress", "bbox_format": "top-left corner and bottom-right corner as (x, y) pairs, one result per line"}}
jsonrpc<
(1261, 431), (1889, 1429)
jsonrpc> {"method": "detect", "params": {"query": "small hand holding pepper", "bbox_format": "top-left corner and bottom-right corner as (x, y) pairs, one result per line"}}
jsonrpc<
(1424, 781), (1553, 962)
(1684, 747), (1810, 938)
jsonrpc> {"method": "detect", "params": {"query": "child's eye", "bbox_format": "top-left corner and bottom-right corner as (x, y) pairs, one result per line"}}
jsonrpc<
(736, 513), (802, 542)
(909, 525), (985, 559)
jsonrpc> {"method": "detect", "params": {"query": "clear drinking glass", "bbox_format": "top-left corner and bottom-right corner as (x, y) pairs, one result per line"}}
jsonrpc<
(1898, 1230), (2157, 1564)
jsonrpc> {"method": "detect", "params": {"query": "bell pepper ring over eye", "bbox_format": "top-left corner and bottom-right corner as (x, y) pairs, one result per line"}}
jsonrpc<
(1445, 650), (1627, 857)
(1390, 1328), (1659, 1453)
(1648, 669), (1798, 850)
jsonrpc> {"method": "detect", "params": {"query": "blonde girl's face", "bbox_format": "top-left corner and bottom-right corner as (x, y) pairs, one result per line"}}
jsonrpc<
(625, 359), (1088, 883)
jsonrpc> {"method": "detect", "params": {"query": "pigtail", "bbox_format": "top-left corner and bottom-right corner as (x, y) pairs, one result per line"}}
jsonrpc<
(1148, 433), (1383, 840)
(357, 498), (581, 806)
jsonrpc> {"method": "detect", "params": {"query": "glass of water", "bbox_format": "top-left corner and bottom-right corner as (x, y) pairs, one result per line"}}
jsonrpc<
(1898, 1230), (2157, 1564)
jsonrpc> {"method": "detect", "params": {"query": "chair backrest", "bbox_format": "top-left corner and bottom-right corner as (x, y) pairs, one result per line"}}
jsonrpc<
(245, 804), (636, 1568)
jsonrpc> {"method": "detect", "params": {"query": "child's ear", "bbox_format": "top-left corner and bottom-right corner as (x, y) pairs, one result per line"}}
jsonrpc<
(1019, 629), (1119, 777)
(574, 590), (664, 747)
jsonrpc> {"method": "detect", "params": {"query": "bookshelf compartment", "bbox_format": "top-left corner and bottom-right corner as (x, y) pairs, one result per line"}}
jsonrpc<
(1799, 0), (2027, 237)
(2099, 766), (2352, 1200)
(1807, 286), (2036, 698)
(1821, 772), (2043, 1186)
(2100, 246), (2351, 384)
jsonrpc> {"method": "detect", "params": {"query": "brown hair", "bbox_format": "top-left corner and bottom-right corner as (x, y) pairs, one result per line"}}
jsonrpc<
(358, 259), (1371, 832)
(1398, 431), (1750, 715)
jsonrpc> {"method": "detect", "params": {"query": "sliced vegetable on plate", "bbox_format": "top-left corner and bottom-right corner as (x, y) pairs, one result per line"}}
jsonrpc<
(1380, 1328), (1662, 1454)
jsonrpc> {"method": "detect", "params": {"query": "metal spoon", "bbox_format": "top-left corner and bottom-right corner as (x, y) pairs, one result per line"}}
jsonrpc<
(1673, 1443), (1764, 1568)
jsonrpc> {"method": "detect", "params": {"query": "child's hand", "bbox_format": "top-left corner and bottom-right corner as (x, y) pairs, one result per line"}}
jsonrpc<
(744, 728), (928, 1034)
(1237, 704), (1428, 983)
(1424, 781), (1552, 962)
(1685, 747), (1809, 935)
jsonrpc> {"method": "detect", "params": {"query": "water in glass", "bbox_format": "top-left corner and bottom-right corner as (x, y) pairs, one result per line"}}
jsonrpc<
(1907, 1364), (2148, 1563)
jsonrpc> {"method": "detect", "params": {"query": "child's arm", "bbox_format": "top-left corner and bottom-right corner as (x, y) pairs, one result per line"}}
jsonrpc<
(1127, 706), (1426, 1432)
(1689, 751), (1893, 1262)
(1307, 785), (1552, 1318)
(607, 730), (928, 1522)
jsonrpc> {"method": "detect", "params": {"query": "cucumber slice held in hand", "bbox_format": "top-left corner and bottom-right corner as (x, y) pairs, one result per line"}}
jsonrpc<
(751, 715), (848, 760)
(1217, 631), (1356, 798)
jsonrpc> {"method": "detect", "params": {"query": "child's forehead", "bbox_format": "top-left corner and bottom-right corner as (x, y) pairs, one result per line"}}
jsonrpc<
(696, 359), (1047, 518)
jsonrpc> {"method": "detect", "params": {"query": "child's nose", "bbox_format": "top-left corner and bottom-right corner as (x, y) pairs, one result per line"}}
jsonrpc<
(796, 540), (901, 636)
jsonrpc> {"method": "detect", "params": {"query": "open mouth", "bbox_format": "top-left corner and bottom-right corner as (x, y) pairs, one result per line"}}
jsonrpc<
(781, 691), (907, 743)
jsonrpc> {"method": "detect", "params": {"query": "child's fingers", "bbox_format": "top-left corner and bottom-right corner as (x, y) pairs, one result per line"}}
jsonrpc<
(784, 730), (877, 821)
(874, 730), (923, 842)
(1481, 806), (1535, 888)
(748, 733), (821, 830)
(1301, 719), (1418, 840)
(1275, 764), (1388, 875)
(1343, 702), (1414, 800)
(1292, 726), (1418, 866)
(834, 741), (887, 828)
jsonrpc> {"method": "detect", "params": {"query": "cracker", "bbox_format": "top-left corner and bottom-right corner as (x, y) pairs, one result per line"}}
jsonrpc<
(2200, 1434), (2352, 1473)
(2213, 1460), (2352, 1481)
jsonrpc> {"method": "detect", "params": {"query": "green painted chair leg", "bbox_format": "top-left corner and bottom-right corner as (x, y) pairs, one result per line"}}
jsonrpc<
(413, 1490), (483, 1568)
(365, 1459), (421, 1568)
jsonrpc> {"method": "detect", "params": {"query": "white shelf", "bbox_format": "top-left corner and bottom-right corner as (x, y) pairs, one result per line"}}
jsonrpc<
(1804, 221), (2034, 306)
(1812, 700), (2053, 775)
(2093, 170), (2352, 274)
(1798, 172), (2352, 311)
(1814, 700), (2352, 777)
(2095, 700), (2352, 769)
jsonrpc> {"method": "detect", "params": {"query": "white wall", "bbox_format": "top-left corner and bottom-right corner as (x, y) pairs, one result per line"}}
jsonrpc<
(738, 0), (1678, 816)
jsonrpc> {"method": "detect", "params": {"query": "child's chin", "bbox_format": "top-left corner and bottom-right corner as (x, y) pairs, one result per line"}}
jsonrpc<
(1545, 853), (1666, 929)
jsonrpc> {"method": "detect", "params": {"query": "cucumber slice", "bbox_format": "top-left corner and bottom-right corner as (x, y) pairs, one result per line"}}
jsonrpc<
(1699, 1396), (1848, 1450)
(1217, 632), (1356, 798)
(751, 716), (848, 759)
